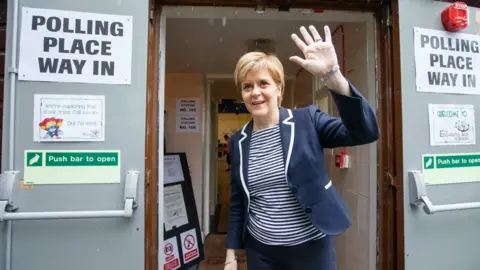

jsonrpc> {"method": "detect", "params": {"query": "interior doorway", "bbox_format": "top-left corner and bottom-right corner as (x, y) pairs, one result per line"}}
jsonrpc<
(157, 5), (380, 270)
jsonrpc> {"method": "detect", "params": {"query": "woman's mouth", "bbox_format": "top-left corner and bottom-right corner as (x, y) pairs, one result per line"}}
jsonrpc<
(251, 101), (265, 106)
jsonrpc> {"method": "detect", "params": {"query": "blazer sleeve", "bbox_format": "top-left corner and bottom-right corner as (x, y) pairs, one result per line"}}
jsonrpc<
(226, 138), (246, 249)
(308, 80), (380, 149)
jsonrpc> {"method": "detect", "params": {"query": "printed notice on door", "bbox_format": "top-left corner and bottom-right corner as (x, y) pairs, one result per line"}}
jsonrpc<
(33, 94), (105, 142)
(164, 185), (189, 231)
(24, 150), (121, 184)
(413, 27), (480, 95)
(422, 153), (480, 185)
(428, 104), (475, 146)
(18, 7), (133, 84)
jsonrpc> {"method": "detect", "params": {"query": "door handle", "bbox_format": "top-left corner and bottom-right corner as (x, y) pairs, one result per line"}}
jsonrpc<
(409, 170), (480, 214)
(0, 170), (139, 221)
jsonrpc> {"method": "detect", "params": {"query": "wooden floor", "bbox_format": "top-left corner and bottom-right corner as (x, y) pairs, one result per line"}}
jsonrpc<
(216, 160), (231, 233)
(198, 234), (247, 270)
(199, 159), (247, 269)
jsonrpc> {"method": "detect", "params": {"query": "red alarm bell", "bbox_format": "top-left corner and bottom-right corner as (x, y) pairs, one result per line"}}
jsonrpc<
(441, 1), (469, 32)
(335, 147), (350, 169)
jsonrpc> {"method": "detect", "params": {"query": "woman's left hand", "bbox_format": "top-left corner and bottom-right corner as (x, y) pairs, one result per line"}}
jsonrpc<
(289, 25), (339, 78)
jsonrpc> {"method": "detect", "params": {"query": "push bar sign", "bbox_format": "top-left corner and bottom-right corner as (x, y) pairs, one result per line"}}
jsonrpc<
(18, 7), (133, 85)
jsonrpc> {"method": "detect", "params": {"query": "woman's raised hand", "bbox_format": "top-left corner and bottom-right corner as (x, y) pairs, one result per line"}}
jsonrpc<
(289, 25), (339, 77)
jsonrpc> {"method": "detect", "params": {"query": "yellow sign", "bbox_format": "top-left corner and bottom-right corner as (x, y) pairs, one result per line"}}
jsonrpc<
(24, 150), (121, 185)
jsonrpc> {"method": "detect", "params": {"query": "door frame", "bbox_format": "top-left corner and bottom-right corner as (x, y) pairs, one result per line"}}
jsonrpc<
(144, 1), (404, 270)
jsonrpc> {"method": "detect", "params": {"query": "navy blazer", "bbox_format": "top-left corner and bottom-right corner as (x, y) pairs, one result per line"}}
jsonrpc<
(226, 81), (380, 249)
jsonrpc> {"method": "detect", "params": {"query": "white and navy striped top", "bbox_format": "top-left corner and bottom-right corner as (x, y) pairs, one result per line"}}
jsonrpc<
(246, 124), (325, 246)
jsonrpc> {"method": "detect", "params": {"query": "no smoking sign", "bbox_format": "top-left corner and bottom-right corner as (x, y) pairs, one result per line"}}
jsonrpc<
(180, 229), (200, 264)
(183, 234), (195, 250)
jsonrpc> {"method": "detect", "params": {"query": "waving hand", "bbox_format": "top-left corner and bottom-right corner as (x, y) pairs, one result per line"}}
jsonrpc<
(289, 25), (339, 77)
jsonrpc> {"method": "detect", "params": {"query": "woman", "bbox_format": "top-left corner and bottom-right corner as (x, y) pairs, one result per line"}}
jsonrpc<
(224, 25), (379, 270)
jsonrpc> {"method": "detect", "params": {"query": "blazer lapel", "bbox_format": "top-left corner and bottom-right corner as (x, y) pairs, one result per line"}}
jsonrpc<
(238, 120), (253, 195)
(280, 107), (295, 177)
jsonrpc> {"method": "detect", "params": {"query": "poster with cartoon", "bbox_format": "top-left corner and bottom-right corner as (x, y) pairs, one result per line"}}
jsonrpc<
(33, 94), (105, 142)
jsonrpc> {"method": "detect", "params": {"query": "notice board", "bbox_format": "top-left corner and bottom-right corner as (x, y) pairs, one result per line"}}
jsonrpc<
(162, 152), (204, 269)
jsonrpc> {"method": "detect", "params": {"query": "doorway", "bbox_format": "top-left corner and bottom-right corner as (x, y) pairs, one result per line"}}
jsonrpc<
(158, 5), (379, 270)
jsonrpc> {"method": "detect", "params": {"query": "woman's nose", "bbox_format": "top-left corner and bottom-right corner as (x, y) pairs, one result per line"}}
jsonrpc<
(251, 86), (261, 96)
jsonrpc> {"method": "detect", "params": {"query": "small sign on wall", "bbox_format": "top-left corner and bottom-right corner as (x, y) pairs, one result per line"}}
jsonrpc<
(18, 7), (133, 84)
(428, 104), (475, 146)
(413, 27), (480, 95)
(175, 98), (200, 133)
(176, 116), (200, 132)
(176, 99), (200, 115)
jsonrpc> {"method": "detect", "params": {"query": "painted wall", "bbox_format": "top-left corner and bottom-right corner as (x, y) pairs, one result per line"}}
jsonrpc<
(0, 0), (148, 270)
(325, 21), (377, 270)
(399, 1), (480, 269)
(165, 73), (205, 222)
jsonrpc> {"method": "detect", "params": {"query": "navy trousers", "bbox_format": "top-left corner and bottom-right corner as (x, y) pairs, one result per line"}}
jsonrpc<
(244, 233), (336, 270)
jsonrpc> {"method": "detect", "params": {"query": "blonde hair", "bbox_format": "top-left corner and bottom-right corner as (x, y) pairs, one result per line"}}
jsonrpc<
(233, 52), (285, 106)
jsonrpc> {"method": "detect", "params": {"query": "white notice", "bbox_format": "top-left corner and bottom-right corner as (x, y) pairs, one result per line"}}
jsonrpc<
(176, 116), (200, 133)
(18, 7), (133, 84)
(163, 236), (181, 270)
(164, 185), (189, 231)
(176, 99), (200, 115)
(164, 155), (185, 185)
(414, 27), (480, 95)
(428, 104), (475, 146)
(33, 94), (105, 142)
(180, 228), (200, 264)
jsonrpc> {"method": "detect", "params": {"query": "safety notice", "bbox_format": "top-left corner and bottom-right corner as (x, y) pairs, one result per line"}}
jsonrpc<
(180, 228), (200, 264)
(24, 150), (121, 184)
(422, 153), (480, 185)
(163, 237), (181, 270)
(18, 7), (133, 84)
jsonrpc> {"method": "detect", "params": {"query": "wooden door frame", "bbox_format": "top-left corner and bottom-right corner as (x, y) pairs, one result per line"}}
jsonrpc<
(144, 1), (404, 270)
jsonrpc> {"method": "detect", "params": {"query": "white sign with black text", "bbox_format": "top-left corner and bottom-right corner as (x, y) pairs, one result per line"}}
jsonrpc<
(18, 7), (133, 84)
(414, 27), (480, 95)
(428, 104), (475, 146)
(176, 99), (200, 115)
(176, 116), (200, 133)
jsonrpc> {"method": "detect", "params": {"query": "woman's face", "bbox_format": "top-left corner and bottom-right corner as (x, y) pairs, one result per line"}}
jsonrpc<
(240, 68), (281, 119)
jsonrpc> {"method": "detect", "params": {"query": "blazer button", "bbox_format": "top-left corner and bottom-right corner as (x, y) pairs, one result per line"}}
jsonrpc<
(305, 207), (312, 214)
(291, 185), (298, 193)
